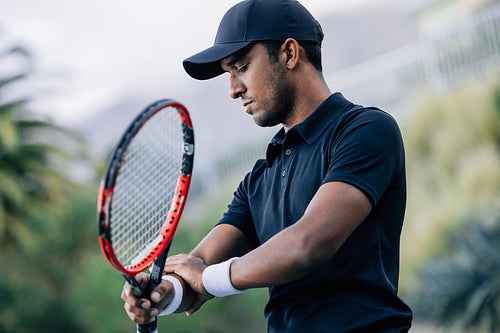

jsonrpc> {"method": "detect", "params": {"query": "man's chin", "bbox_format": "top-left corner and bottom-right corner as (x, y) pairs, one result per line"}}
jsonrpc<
(253, 116), (280, 128)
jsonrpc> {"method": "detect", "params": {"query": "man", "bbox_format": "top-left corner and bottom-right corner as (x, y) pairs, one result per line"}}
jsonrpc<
(121, 0), (413, 331)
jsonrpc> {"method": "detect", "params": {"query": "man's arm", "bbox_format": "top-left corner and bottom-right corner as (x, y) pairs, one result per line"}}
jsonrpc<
(165, 182), (372, 295)
(191, 223), (258, 264)
(164, 180), (371, 292)
(231, 181), (371, 288)
(121, 224), (257, 322)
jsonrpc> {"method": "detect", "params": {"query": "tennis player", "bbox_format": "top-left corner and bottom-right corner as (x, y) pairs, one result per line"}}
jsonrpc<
(122, 0), (413, 331)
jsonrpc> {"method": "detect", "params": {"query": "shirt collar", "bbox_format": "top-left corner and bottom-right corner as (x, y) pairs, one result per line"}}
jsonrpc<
(265, 92), (354, 166)
(294, 92), (354, 145)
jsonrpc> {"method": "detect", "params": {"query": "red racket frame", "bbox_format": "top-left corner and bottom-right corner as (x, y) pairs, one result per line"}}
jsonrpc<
(97, 100), (194, 277)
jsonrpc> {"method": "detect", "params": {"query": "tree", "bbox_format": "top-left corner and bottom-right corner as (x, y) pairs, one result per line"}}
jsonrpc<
(400, 77), (500, 289)
(0, 42), (78, 250)
(401, 77), (500, 332)
(0, 37), (98, 332)
(406, 207), (500, 332)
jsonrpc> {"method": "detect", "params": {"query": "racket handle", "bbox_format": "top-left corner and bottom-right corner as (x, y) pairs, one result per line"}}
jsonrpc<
(121, 276), (158, 332)
(137, 320), (157, 333)
(136, 245), (170, 333)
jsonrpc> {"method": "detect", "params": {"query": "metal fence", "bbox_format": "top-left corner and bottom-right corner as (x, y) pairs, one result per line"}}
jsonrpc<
(329, 1), (500, 120)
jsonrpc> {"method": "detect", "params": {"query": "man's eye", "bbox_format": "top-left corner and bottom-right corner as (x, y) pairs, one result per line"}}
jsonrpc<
(237, 63), (249, 73)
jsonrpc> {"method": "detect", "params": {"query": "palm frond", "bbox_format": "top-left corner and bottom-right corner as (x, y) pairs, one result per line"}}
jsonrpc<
(0, 73), (29, 90)
(0, 99), (29, 116)
(407, 208), (500, 332)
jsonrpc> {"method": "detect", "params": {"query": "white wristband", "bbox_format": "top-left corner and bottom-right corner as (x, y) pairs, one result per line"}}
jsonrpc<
(202, 257), (247, 297)
(158, 275), (183, 316)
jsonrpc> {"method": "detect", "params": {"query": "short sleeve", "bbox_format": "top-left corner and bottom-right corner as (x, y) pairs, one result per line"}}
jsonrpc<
(322, 109), (405, 206)
(216, 165), (260, 245)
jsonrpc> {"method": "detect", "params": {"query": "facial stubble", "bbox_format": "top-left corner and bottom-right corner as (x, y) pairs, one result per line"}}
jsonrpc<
(252, 62), (297, 128)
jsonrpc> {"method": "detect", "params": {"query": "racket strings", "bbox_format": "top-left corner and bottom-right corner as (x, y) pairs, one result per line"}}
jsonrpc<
(109, 107), (184, 267)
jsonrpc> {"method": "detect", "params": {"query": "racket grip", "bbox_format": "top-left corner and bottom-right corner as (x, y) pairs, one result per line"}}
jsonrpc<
(137, 320), (157, 333)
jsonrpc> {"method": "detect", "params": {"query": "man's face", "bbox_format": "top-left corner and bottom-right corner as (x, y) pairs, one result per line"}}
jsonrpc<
(220, 43), (296, 127)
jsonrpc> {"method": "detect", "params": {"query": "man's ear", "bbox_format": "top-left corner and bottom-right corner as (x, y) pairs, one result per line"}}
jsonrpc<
(281, 38), (300, 70)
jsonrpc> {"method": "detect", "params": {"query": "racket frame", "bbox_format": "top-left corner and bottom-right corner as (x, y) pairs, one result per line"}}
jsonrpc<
(96, 99), (194, 332)
(98, 99), (193, 276)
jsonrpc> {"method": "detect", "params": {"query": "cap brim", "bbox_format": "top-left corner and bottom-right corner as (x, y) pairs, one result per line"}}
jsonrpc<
(183, 41), (252, 80)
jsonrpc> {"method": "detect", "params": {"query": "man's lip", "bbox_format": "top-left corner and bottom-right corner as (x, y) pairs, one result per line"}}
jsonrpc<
(243, 100), (253, 113)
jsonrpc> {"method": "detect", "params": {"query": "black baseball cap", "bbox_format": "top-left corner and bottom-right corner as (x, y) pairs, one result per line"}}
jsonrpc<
(183, 0), (323, 80)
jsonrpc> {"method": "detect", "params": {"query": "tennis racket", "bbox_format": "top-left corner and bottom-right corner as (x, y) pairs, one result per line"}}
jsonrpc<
(97, 99), (194, 333)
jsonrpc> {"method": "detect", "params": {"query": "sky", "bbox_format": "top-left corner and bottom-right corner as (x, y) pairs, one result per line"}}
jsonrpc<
(0, 0), (385, 125)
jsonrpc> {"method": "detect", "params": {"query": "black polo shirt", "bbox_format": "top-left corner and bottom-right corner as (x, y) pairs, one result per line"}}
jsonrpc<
(218, 93), (413, 332)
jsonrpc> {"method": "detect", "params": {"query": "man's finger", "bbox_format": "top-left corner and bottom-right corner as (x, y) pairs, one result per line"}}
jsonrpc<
(186, 298), (205, 317)
(124, 301), (156, 324)
(151, 278), (175, 304)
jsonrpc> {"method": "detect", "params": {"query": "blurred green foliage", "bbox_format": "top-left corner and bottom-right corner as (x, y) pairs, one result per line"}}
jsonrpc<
(407, 207), (500, 332)
(0, 44), (86, 252)
(0, 97), (77, 250)
(401, 75), (500, 331)
(401, 76), (500, 287)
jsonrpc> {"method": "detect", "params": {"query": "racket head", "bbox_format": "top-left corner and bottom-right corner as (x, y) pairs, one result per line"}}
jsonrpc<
(97, 99), (194, 276)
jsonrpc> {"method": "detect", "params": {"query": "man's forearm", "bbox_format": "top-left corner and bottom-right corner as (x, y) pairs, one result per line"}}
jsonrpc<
(189, 224), (257, 264)
(228, 181), (372, 290)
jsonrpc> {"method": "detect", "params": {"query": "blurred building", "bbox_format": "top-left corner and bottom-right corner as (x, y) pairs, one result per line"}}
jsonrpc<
(409, 0), (498, 36)
(329, 0), (500, 120)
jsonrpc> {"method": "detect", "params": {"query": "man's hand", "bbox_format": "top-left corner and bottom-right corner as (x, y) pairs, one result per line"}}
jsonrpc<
(121, 272), (196, 324)
(121, 272), (165, 324)
(163, 253), (214, 316)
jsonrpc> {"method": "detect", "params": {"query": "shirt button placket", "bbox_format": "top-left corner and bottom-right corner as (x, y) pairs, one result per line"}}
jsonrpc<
(282, 149), (291, 177)
(281, 167), (287, 191)
(281, 146), (292, 190)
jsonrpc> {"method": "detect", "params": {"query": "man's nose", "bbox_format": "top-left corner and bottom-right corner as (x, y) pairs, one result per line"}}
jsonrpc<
(229, 75), (246, 99)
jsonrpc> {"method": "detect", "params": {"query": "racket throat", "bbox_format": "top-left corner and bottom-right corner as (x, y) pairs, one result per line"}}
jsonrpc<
(123, 242), (170, 299)
(149, 243), (170, 292)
